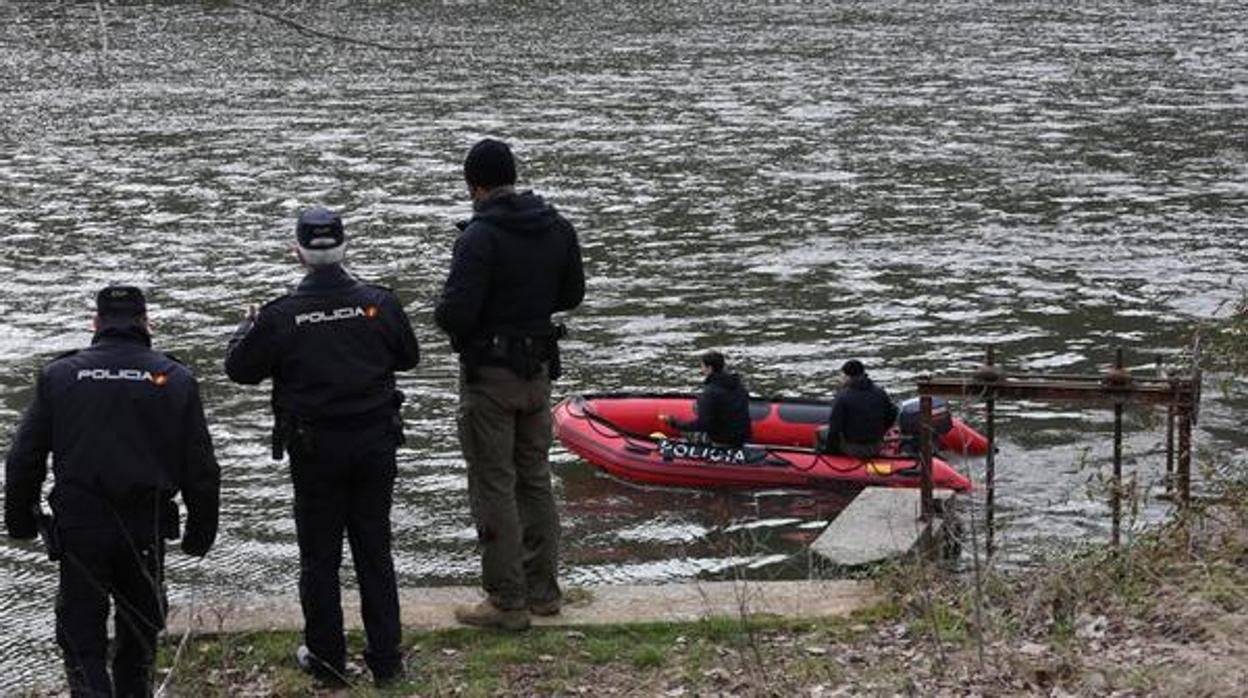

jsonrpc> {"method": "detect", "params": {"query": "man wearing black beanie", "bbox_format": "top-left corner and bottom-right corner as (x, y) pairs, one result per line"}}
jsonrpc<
(436, 138), (585, 630)
(823, 360), (899, 457)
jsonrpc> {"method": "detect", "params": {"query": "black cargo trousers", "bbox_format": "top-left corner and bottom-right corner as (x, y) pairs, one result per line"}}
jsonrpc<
(288, 417), (402, 680)
(57, 512), (165, 697)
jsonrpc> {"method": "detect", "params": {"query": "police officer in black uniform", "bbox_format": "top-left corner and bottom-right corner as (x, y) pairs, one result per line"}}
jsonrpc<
(225, 207), (419, 687)
(4, 286), (220, 697)
(436, 138), (584, 630)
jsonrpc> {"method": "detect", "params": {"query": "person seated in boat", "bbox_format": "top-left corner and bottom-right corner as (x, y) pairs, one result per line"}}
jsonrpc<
(659, 350), (752, 447)
(818, 359), (898, 458)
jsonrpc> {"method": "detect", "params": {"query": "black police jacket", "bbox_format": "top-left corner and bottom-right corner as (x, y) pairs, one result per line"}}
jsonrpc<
(434, 190), (584, 346)
(670, 371), (752, 447)
(4, 325), (221, 555)
(827, 375), (899, 446)
(225, 265), (420, 422)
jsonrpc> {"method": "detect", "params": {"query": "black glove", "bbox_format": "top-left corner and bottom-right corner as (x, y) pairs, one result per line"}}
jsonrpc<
(4, 508), (38, 541)
(180, 526), (214, 557)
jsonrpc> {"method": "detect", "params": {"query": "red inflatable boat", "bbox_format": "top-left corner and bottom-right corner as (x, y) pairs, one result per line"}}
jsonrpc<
(553, 393), (979, 492)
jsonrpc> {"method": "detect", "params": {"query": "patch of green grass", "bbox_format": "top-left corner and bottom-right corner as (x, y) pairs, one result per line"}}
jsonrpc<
(697, 616), (748, 643)
(583, 636), (622, 664)
(906, 599), (968, 643)
(629, 643), (667, 668)
(477, 634), (534, 665)
(158, 613), (899, 695)
(526, 628), (573, 655)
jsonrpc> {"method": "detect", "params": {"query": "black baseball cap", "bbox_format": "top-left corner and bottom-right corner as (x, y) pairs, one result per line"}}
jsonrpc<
(96, 285), (147, 320)
(841, 359), (865, 378)
(295, 207), (345, 250)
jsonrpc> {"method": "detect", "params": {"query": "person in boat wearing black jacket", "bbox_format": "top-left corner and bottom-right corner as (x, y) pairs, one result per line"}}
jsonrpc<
(823, 359), (899, 457)
(225, 208), (420, 688)
(662, 351), (753, 447)
(436, 138), (584, 632)
(4, 285), (220, 696)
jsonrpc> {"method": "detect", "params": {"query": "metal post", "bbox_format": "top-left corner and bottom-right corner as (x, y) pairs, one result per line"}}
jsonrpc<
(1165, 404), (1175, 492)
(1111, 348), (1124, 547)
(1112, 401), (1123, 547)
(1177, 408), (1192, 506)
(919, 394), (934, 523)
(1158, 355), (1174, 493)
(983, 346), (997, 559)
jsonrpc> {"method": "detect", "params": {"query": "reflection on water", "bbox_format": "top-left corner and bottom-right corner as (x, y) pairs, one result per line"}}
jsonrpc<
(2, 0), (1247, 689)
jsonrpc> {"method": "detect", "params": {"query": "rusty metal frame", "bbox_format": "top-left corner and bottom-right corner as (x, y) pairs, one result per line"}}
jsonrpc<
(915, 346), (1200, 554)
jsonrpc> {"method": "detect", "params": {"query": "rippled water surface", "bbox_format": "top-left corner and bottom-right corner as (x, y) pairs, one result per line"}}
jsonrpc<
(2, 0), (1247, 689)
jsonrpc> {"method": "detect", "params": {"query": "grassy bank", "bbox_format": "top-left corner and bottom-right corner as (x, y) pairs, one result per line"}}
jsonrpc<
(146, 491), (1246, 696)
(152, 606), (905, 695)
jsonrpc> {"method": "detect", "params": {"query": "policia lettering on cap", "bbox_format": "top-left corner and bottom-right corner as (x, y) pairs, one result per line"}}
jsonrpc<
(436, 138), (585, 631)
(225, 207), (420, 688)
(5, 285), (221, 696)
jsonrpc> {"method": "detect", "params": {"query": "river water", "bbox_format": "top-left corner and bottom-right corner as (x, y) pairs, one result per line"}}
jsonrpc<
(1, 0), (1246, 689)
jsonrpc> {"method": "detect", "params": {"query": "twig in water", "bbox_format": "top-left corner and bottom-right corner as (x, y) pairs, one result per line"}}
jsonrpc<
(93, 0), (109, 77)
(93, 0), (109, 51)
(225, 0), (424, 52)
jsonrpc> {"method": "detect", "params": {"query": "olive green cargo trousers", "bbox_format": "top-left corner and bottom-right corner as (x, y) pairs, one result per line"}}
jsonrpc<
(457, 366), (562, 611)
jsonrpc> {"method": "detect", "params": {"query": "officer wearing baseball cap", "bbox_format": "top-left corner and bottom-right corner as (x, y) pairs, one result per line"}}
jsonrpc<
(225, 207), (420, 688)
(5, 285), (220, 696)
(436, 138), (585, 630)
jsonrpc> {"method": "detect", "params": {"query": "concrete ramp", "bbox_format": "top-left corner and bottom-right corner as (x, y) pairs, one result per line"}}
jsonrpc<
(166, 580), (878, 635)
(811, 487), (955, 567)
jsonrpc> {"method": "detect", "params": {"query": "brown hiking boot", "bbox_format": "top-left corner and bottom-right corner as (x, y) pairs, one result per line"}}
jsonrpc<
(529, 598), (562, 617)
(454, 600), (530, 631)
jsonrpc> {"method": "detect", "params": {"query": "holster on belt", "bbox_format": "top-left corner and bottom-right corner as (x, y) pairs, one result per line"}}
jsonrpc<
(463, 323), (568, 382)
(273, 410), (314, 458)
(271, 411), (288, 460)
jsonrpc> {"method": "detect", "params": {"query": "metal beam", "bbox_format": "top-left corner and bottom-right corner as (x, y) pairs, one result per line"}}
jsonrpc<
(916, 377), (1195, 407)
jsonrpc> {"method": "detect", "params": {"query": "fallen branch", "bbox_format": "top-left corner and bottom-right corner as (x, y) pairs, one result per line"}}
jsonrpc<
(224, 0), (423, 52)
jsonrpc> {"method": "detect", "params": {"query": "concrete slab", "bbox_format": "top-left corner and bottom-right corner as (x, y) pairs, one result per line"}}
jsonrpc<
(810, 487), (955, 567)
(165, 580), (878, 635)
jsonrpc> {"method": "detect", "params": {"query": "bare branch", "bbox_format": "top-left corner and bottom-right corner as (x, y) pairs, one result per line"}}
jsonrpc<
(224, 0), (423, 53)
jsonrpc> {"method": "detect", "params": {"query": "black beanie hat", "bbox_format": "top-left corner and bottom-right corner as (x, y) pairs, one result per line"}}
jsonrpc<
(295, 207), (344, 250)
(841, 359), (865, 378)
(96, 285), (147, 320)
(464, 138), (517, 189)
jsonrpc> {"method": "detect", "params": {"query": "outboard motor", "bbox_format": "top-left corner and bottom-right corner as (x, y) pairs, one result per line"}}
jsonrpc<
(897, 397), (953, 453)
